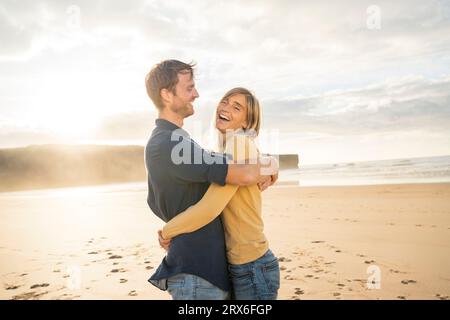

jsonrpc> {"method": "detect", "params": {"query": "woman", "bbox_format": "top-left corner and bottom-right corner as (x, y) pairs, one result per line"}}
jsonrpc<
(160, 87), (280, 300)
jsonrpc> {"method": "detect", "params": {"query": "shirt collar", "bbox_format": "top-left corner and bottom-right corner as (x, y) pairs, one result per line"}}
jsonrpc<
(155, 118), (189, 136)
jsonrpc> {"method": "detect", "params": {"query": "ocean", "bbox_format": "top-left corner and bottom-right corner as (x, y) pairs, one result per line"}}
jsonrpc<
(279, 154), (450, 187)
(1, 155), (449, 198)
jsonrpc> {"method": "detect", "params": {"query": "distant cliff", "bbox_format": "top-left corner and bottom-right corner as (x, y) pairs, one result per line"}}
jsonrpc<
(0, 145), (146, 192)
(0, 145), (299, 192)
(278, 154), (299, 169)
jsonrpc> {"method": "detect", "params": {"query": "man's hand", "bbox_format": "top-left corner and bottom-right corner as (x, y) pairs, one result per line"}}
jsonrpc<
(158, 230), (171, 251)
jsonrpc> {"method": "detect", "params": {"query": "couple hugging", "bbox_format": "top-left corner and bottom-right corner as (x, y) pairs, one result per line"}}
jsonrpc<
(144, 59), (280, 300)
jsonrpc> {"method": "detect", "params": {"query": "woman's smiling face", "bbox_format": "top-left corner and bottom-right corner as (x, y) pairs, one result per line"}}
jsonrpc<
(215, 93), (248, 133)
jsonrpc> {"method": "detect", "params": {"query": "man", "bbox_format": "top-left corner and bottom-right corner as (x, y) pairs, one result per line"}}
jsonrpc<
(144, 60), (275, 300)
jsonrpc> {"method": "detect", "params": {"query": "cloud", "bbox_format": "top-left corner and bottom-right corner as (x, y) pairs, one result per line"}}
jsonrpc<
(2, 1), (450, 73)
(262, 75), (450, 136)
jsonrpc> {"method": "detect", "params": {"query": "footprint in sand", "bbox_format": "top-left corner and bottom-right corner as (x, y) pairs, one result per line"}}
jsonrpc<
(30, 283), (50, 289)
(364, 260), (376, 264)
(19, 273), (28, 277)
(144, 261), (151, 264)
(335, 250), (342, 253)
(109, 255), (123, 260)
(12, 291), (48, 300)
(401, 279), (417, 285)
(294, 288), (304, 295)
(314, 269), (324, 273)
(280, 266), (287, 271)
(389, 269), (407, 274)
(145, 266), (154, 270)
(120, 279), (128, 283)
(110, 268), (127, 273)
(397, 296), (406, 300)
(128, 290), (138, 296)
(5, 285), (21, 290)
(88, 251), (98, 255)
(333, 292), (341, 297)
(390, 269), (399, 273)
(278, 257), (292, 262)
(56, 293), (81, 300)
(436, 294), (449, 300)
(311, 241), (325, 244)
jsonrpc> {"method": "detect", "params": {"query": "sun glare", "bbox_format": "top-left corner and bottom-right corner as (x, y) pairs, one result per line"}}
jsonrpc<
(32, 72), (110, 139)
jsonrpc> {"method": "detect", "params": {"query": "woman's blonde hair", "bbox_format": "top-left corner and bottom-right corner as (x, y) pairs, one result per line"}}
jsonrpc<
(219, 87), (261, 136)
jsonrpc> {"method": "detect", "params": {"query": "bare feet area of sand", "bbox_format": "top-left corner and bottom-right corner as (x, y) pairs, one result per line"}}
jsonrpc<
(1, 183), (449, 300)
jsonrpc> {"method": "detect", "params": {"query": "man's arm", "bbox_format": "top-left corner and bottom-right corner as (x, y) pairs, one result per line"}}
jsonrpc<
(226, 155), (279, 186)
(224, 134), (278, 186)
(160, 135), (229, 186)
(225, 162), (259, 186)
(161, 133), (278, 187)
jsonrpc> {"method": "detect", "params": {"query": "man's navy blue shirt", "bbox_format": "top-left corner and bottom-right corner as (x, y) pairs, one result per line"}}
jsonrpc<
(145, 118), (231, 291)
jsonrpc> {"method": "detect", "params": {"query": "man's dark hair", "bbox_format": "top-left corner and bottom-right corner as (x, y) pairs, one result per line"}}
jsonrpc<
(145, 60), (196, 110)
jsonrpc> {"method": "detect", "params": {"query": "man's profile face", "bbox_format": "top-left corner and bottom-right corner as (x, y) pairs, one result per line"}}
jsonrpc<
(170, 71), (199, 118)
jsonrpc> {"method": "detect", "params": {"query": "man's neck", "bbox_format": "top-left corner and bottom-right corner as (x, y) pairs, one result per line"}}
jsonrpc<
(158, 111), (184, 128)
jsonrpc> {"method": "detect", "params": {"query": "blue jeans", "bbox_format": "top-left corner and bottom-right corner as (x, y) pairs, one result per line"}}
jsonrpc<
(166, 273), (230, 300)
(228, 249), (280, 300)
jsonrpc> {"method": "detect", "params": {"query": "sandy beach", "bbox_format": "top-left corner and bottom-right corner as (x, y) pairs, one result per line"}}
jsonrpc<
(1, 182), (449, 300)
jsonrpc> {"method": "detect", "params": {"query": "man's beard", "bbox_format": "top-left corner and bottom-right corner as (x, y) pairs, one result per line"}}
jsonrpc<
(171, 102), (194, 118)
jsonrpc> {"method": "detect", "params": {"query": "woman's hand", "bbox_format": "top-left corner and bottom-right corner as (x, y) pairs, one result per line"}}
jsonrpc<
(258, 156), (279, 191)
(158, 230), (171, 251)
(258, 172), (278, 191)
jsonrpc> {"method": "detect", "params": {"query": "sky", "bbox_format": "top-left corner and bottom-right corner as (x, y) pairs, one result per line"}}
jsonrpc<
(1, 0), (450, 165)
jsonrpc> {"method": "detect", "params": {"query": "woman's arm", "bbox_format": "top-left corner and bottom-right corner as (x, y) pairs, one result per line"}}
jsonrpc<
(161, 134), (259, 240)
(161, 183), (238, 239)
